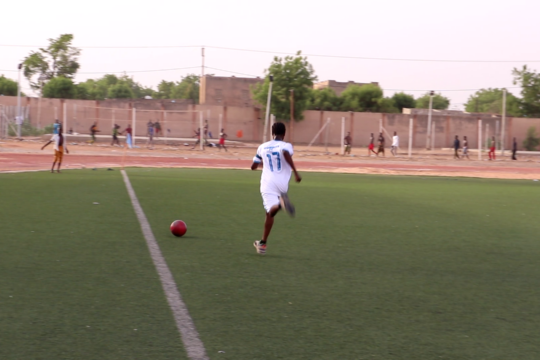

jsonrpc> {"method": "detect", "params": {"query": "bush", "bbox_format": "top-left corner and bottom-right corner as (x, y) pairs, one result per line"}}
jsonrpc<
(522, 127), (540, 151)
(8, 120), (51, 137)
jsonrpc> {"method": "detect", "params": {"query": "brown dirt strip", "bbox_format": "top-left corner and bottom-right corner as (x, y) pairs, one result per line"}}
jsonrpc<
(1, 153), (540, 180)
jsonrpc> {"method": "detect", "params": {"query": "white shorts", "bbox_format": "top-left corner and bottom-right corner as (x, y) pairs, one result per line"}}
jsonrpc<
(261, 192), (280, 213)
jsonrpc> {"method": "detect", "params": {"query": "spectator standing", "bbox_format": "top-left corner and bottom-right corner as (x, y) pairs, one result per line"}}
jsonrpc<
(376, 132), (385, 157)
(154, 121), (162, 138)
(344, 132), (352, 155)
(391, 132), (399, 156)
(368, 133), (377, 156)
(218, 128), (228, 152)
(488, 136), (496, 160)
(462, 136), (470, 159)
(453, 135), (460, 159)
(125, 124), (133, 149)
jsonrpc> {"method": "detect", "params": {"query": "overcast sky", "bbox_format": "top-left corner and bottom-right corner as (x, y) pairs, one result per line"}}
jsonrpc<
(2, 0), (539, 109)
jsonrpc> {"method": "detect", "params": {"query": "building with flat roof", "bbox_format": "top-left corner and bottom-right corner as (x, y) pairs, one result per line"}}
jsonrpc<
(200, 76), (380, 107)
(313, 80), (379, 96)
(199, 75), (263, 107)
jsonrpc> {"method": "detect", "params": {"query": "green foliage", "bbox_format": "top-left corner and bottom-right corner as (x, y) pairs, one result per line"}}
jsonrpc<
(0, 75), (18, 96)
(7, 120), (50, 136)
(76, 74), (157, 100)
(155, 74), (200, 102)
(464, 88), (521, 116)
(41, 76), (76, 99)
(23, 34), (81, 92)
(378, 97), (400, 113)
(252, 52), (317, 122)
(391, 92), (416, 111)
(522, 126), (540, 151)
(512, 65), (540, 117)
(415, 92), (450, 110)
(308, 88), (342, 111)
(108, 83), (134, 99)
(340, 84), (383, 112)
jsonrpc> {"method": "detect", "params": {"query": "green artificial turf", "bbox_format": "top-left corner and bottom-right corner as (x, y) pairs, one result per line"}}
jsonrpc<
(1, 168), (540, 360)
(0, 170), (187, 360)
(128, 169), (540, 360)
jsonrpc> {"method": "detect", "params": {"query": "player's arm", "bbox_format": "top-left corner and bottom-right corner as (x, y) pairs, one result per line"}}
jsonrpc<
(41, 141), (52, 150)
(251, 154), (262, 170)
(283, 150), (301, 183)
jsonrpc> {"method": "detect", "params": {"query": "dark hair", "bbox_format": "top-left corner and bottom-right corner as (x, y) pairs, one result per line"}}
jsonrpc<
(272, 122), (286, 136)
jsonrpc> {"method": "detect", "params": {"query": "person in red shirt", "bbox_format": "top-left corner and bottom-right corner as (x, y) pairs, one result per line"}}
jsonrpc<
(488, 136), (496, 160)
(125, 124), (133, 149)
(368, 133), (377, 156)
(218, 128), (228, 152)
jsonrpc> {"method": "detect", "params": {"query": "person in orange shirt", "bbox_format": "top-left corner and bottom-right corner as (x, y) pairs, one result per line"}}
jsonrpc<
(41, 125), (69, 173)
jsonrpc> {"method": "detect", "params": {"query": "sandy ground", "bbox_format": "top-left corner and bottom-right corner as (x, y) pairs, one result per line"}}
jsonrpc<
(1, 137), (539, 180)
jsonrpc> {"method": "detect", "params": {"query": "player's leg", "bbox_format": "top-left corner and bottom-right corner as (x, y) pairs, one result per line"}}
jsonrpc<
(279, 193), (295, 217)
(254, 194), (281, 254)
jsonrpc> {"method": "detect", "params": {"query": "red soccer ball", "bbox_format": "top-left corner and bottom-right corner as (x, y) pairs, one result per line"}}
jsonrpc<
(170, 220), (187, 237)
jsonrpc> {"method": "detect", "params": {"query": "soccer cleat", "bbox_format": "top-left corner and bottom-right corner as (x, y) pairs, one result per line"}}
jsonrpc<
(253, 240), (266, 255)
(279, 193), (296, 217)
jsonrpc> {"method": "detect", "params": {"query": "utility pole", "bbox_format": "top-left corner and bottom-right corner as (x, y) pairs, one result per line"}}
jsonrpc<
(426, 90), (434, 150)
(201, 47), (205, 78)
(290, 89), (294, 144)
(501, 89), (507, 156)
(262, 75), (274, 143)
(16, 63), (22, 138)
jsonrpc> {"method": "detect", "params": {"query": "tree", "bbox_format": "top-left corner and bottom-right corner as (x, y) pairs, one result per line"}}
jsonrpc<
(340, 84), (383, 112)
(512, 65), (540, 117)
(23, 34), (81, 92)
(464, 88), (521, 116)
(252, 52), (317, 122)
(42, 76), (76, 99)
(391, 92), (415, 112)
(108, 83), (134, 99)
(523, 126), (540, 151)
(172, 74), (199, 102)
(155, 74), (200, 102)
(156, 80), (176, 99)
(308, 88), (342, 111)
(0, 75), (18, 96)
(76, 74), (157, 100)
(378, 97), (400, 113)
(415, 92), (450, 110)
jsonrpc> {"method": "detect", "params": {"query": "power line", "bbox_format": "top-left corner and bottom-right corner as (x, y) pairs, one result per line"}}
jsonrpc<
(1, 43), (539, 63)
(0, 44), (200, 49)
(205, 66), (260, 78)
(385, 87), (521, 92)
(0, 66), (201, 74)
(205, 46), (540, 63)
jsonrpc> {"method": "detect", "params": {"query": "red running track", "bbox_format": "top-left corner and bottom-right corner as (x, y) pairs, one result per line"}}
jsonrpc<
(1, 153), (540, 177)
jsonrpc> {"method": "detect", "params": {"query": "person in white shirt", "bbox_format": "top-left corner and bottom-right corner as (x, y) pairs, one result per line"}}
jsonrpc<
(41, 125), (69, 173)
(251, 122), (302, 255)
(391, 131), (399, 156)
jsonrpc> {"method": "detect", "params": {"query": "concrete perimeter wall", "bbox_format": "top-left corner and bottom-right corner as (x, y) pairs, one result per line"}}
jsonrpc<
(1, 96), (540, 149)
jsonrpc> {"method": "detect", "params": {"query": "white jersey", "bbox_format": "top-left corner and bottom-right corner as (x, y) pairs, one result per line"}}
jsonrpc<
(254, 139), (294, 194)
(392, 135), (399, 147)
(50, 134), (61, 151)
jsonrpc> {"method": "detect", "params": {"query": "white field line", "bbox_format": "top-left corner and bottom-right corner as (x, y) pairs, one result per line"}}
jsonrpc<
(121, 169), (209, 360)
